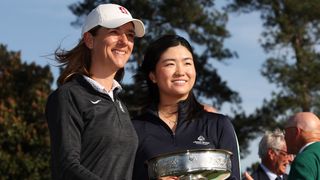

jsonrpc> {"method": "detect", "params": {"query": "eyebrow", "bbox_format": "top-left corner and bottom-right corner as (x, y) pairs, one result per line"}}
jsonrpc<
(114, 26), (135, 33)
(113, 26), (135, 34)
(161, 57), (193, 62)
(126, 28), (135, 34)
(183, 57), (193, 61)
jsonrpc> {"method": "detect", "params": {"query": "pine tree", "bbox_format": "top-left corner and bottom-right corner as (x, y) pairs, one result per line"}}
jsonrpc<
(228, 0), (320, 157)
(0, 44), (53, 179)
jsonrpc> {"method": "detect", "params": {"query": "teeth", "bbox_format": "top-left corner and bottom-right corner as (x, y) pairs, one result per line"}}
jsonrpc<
(114, 50), (125, 55)
(173, 80), (186, 84)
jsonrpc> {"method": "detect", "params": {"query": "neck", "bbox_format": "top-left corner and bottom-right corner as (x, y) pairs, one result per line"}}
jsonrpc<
(159, 93), (188, 107)
(158, 103), (178, 129)
(261, 158), (281, 175)
(90, 60), (118, 79)
(91, 75), (115, 91)
(158, 102), (178, 111)
(300, 134), (320, 147)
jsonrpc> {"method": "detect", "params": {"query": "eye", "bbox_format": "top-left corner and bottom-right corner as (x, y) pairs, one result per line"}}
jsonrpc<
(164, 62), (175, 67)
(185, 60), (193, 66)
(126, 32), (135, 40)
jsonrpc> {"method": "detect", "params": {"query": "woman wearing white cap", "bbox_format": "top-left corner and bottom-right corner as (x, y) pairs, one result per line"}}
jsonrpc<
(45, 3), (144, 180)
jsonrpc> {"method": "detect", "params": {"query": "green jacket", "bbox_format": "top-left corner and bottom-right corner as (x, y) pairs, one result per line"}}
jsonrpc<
(288, 142), (320, 180)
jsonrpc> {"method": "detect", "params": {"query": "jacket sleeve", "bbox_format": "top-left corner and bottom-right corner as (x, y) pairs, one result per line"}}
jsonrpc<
(45, 89), (101, 180)
(215, 114), (241, 180)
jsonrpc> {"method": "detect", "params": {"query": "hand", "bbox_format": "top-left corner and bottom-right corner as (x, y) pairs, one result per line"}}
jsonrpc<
(203, 104), (217, 113)
(243, 171), (254, 180)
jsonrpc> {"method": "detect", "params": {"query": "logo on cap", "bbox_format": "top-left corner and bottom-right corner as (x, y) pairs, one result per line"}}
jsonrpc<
(119, 6), (128, 14)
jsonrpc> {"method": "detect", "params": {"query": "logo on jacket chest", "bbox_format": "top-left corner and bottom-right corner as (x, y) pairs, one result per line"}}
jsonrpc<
(116, 100), (125, 113)
(193, 135), (210, 145)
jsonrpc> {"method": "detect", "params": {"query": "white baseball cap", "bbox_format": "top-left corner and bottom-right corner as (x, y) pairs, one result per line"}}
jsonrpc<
(81, 4), (145, 37)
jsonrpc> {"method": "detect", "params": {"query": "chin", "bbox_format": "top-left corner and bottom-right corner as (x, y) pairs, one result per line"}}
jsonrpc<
(172, 88), (192, 95)
(115, 62), (127, 68)
(173, 94), (189, 100)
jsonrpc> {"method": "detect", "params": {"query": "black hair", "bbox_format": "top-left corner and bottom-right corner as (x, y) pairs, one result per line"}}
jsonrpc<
(135, 34), (203, 121)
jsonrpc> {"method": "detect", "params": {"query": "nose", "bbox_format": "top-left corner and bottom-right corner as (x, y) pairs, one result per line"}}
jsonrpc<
(118, 33), (129, 45)
(174, 63), (185, 76)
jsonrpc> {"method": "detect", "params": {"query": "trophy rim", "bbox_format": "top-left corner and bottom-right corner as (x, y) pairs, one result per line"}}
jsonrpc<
(146, 148), (233, 179)
(147, 148), (232, 163)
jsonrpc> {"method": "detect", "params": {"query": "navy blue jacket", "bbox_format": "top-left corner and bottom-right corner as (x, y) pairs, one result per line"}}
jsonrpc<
(251, 164), (288, 180)
(132, 102), (240, 180)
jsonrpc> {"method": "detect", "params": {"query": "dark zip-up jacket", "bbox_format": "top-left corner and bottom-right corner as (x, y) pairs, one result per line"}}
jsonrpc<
(45, 75), (138, 180)
(132, 103), (240, 180)
(251, 164), (288, 180)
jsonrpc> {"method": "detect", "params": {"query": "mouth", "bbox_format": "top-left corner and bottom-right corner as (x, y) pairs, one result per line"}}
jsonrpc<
(172, 79), (187, 85)
(282, 163), (288, 169)
(113, 49), (126, 55)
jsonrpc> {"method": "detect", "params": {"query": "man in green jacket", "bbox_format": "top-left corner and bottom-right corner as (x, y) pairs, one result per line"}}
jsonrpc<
(284, 112), (320, 180)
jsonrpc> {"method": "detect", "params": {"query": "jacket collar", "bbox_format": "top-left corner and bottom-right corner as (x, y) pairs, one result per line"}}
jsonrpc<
(145, 99), (190, 124)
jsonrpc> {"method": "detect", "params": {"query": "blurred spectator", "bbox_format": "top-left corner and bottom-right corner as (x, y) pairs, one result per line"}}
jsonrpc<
(284, 112), (320, 179)
(245, 129), (293, 180)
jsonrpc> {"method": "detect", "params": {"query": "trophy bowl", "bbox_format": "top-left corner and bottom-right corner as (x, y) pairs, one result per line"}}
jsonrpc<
(146, 149), (232, 180)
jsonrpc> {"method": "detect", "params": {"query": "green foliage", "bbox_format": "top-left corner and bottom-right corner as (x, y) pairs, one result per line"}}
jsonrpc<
(228, 0), (320, 157)
(68, 0), (241, 111)
(0, 44), (53, 179)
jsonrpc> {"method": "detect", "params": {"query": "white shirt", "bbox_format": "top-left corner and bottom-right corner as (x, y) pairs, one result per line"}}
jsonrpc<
(83, 75), (122, 102)
(260, 163), (283, 180)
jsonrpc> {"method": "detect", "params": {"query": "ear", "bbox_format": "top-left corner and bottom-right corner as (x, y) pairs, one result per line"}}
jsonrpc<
(296, 127), (302, 136)
(149, 72), (157, 83)
(83, 32), (94, 49)
(268, 148), (276, 160)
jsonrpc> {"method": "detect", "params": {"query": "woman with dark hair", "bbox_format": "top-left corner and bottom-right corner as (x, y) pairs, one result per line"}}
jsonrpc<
(45, 3), (145, 180)
(132, 35), (240, 180)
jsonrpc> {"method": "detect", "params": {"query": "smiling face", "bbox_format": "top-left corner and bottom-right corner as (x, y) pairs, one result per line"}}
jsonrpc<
(85, 22), (135, 75)
(149, 45), (196, 102)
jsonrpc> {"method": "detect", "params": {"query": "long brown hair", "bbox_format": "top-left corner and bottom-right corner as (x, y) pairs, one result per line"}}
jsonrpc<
(55, 39), (91, 86)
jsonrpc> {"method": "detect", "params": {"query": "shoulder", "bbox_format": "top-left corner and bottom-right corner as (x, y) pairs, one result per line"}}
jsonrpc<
(203, 104), (218, 113)
(305, 142), (320, 152)
(289, 151), (319, 179)
(200, 112), (237, 142)
(251, 165), (268, 180)
(203, 112), (233, 126)
(299, 142), (320, 159)
(59, 76), (87, 93)
(289, 151), (320, 175)
(294, 148), (320, 165)
(47, 77), (89, 109)
(132, 112), (154, 128)
(51, 76), (88, 98)
(131, 112), (158, 141)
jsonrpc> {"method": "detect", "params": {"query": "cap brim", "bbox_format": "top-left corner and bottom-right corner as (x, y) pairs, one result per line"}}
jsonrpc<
(100, 18), (145, 37)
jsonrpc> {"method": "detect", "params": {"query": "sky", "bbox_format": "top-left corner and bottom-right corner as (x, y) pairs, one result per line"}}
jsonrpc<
(1, 0), (276, 171)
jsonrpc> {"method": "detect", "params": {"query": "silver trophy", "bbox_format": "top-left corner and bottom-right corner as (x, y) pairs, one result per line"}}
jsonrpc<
(146, 149), (232, 180)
